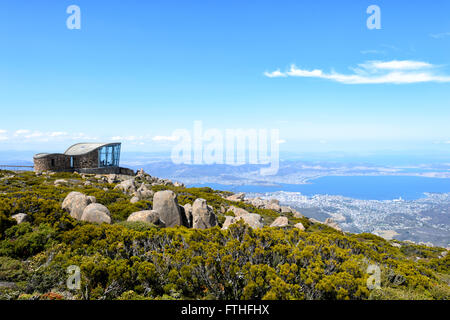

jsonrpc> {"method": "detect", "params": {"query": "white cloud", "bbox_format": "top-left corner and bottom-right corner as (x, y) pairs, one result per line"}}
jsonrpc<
(0, 130), (8, 141)
(14, 129), (30, 136)
(276, 139), (286, 144)
(24, 131), (44, 139)
(264, 69), (287, 78)
(265, 60), (450, 84)
(360, 49), (385, 55)
(152, 135), (179, 142)
(361, 60), (432, 70)
(430, 32), (450, 39)
(49, 131), (68, 137)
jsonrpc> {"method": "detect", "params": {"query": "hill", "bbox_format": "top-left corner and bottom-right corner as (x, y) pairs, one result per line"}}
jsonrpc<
(0, 169), (449, 300)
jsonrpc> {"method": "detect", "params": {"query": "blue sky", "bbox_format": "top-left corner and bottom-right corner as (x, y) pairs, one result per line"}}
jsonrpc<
(1, 0), (449, 155)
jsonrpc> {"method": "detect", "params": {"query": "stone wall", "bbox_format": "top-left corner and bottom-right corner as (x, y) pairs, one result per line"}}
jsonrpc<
(33, 154), (71, 172)
(72, 150), (98, 169)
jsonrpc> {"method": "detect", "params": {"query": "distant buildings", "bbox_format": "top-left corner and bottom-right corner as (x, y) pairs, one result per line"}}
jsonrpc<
(33, 142), (133, 175)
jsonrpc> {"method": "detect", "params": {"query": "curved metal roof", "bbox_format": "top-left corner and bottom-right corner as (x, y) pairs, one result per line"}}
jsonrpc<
(64, 142), (120, 156)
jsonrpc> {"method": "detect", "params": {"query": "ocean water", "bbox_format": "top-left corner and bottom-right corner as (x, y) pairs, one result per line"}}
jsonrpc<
(189, 175), (450, 200)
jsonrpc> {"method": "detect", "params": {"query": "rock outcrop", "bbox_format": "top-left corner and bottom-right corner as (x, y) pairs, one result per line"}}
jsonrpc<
(294, 222), (305, 231)
(270, 216), (289, 227)
(114, 179), (137, 195)
(226, 192), (245, 202)
(222, 213), (264, 230)
(81, 203), (111, 224)
(324, 218), (342, 231)
(62, 191), (96, 220)
(127, 210), (163, 226)
(11, 213), (30, 224)
(191, 198), (217, 229)
(152, 190), (184, 227)
(230, 206), (250, 217)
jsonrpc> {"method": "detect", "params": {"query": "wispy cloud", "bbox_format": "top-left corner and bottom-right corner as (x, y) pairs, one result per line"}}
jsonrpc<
(0, 130), (7, 141)
(430, 32), (450, 39)
(360, 49), (386, 55)
(152, 135), (179, 142)
(264, 60), (450, 84)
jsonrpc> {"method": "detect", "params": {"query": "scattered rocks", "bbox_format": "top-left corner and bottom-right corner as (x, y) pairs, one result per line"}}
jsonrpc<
(226, 193), (245, 202)
(191, 198), (217, 229)
(130, 196), (140, 204)
(11, 213), (30, 224)
(222, 216), (237, 230)
(324, 218), (342, 231)
(174, 181), (184, 187)
(81, 203), (111, 224)
(54, 179), (68, 186)
(114, 179), (137, 195)
(127, 210), (163, 226)
(62, 191), (96, 220)
(230, 206), (250, 217)
(270, 216), (289, 227)
(281, 206), (294, 213)
(133, 183), (154, 201)
(294, 222), (305, 231)
(247, 197), (266, 208)
(107, 174), (120, 184)
(292, 211), (304, 218)
(152, 190), (184, 227)
(222, 213), (264, 230)
(264, 202), (282, 212)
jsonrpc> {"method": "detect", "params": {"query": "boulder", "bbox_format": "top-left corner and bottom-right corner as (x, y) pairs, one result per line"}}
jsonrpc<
(247, 197), (266, 208)
(191, 198), (217, 229)
(62, 191), (95, 220)
(226, 192), (245, 202)
(294, 222), (305, 231)
(81, 203), (111, 224)
(222, 216), (237, 230)
(114, 179), (137, 195)
(281, 206), (294, 213)
(265, 202), (282, 212)
(136, 183), (154, 199)
(230, 206), (250, 217)
(130, 196), (140, 204)
(174, 181), (184, 187)
(152, 190), (184, 227)
(292, 211), (304, 218)
(309, 218), (321, 224)
(107, 174), (119, 184)
(54, 179), (68, 186)
(240, 214), (263, 228)
(11, 213), (30, 224)
(270, 216), (289, 227)
(324, 218), (342, 231)
(127, 210), (163, 226)
(136, 168), (146, 178)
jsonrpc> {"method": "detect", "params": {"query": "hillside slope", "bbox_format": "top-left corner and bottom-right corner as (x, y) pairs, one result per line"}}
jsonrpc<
(0, 170), (449, 300)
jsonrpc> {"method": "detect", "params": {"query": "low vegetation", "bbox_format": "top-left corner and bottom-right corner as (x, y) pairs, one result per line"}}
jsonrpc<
(0, 170), (448, 300)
